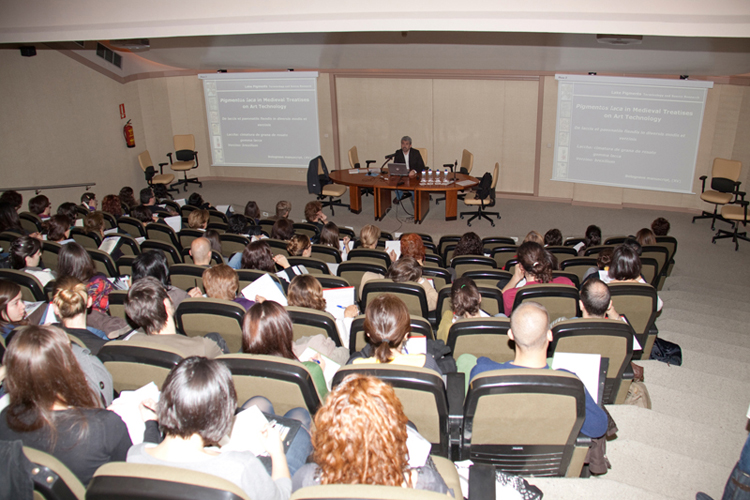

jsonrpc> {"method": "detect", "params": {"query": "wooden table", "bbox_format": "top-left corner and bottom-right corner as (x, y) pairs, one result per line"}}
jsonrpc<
(328, 170), (479, 224)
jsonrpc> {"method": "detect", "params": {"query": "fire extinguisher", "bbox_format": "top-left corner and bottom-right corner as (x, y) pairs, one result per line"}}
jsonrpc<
(123, 120), (135, 148)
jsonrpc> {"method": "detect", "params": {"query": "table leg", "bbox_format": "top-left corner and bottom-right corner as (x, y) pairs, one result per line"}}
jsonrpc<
(374, 187), (391, 221)
(445, 191), (458, 220)
(415, 190), (430, 224)
(348, 186), (362, 214)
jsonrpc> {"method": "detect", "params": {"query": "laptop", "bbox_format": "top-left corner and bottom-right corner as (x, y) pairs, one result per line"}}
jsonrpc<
(387, 162), (409, 176)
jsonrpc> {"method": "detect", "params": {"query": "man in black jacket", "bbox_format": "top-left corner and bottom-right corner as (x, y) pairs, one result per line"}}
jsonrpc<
(392, 135), (425, 203)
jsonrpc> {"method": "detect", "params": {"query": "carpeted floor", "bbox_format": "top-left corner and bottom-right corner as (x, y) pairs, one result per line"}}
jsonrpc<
(187, 179), (749, 499)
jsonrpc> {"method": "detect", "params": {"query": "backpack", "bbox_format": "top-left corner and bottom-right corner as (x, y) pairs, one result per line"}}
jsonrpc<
(649, 337), (682, 366)
(475, 172), (493, 200)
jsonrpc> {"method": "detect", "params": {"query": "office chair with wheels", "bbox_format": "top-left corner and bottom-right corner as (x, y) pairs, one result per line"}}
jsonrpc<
(167, 134), (202, 192)
(138, 150), (177, 194)
(692, 158), (742, 229)
(460, 162), (500, 227)
(437, 148), (473, 204)
(349, 145), (376, 197)
(307, 155), (348, 215)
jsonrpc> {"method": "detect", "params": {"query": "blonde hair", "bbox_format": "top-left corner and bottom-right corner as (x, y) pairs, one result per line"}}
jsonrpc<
(202, 264), (239, 301)
(188, 209), (209, 229)
(53, 276), (88, 319)
(360, 224), (381, 249)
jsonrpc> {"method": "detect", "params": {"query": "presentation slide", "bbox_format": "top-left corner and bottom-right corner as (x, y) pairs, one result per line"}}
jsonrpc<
(199, 72), (321, 168)
(552, 75), (713, 194)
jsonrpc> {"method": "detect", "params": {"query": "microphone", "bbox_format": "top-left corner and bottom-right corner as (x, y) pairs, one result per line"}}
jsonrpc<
(385, 153), (396, 159)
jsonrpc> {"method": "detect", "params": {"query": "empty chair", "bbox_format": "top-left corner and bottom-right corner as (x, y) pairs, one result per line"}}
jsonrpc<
(286, 306), (342, 346)
(174, 298), (245, 353)
(168, 264), (206, 293)
(19, 212), (43, 234)
(70, 227), (101, 249)
(265, 238), (290, 257)
(86, 248), (118, 278)
(713, 198), (750, 250)
(41, 240), (63, 272)
(117, 216), (146, 238)
(97, 339), (184, 392)
(336, 261), (387, 296)
(560, 257), (599, 284)
(436, 148), (474, 205)
(512, 284), (580, 322)
(450, 255), (497, 277)
(461, 368), (591, 477)
(447, 317), (514, 362)
(167, 134), (202, 191)
(178, 228), (204, 249)
(460, 162), (500, 227)
(138, 150), (177, 194)
(551, 318), (635, 404)
(287, 256), (330, 275)
(310, 244), (342, 264)
(421, 266), (452, 290)
(107, 290), (128, 321)
(348, 248), (392, 268)
(218, 353), (324, 415)
(348, 145), (376, 171)
(111, 234), (141, 257)
(220, 233), (250, 258)
(146, 223), (182, 250)
(692, 157), (743, 229)
(87, 462), (250, 500)
(141, 240), (182, 266)
(307, 155), (348, 215)
(490, 245), (518, 269)
(462, 269), (513, 289)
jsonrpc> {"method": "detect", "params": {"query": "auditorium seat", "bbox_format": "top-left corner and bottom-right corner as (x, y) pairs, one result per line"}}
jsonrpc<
(24, 446), (86, 500)
(447, 317), (514, 363)
(349, 314), (433, 354)
(511, 284), (580, 322)
(97, 339), (184, 392)
(174, 298), (245, 353)
(286, 306), (341, 346)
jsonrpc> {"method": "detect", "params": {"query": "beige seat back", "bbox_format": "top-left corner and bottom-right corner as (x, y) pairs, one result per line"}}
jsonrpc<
(97, 339), (184, 392)
(461, 149), (474, 174)
(174, 298), (245, 353)
(24, 446), (86, 500)
(448, 317), (514, 362)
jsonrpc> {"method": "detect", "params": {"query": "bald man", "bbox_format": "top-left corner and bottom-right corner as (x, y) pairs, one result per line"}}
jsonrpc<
(580, 277), (621, 320)
(470, 302), (608, 438)
(190, 237), (212, 267)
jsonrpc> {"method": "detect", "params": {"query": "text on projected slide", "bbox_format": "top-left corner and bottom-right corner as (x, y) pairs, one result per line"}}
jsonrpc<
(552, 75), (711, 194)
(201, 73), (321, 168)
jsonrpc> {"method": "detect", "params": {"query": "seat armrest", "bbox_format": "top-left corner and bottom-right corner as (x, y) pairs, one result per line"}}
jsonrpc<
(446, 371), (465, 459)
(365, 160), (376, 167)
(622, 361), (634, 380)
(468, 464), (496, 500)
(158, 162), (168, 174)
(194, 151), (199, 167)
(575, 433), (593, 447)
(166, 152), (173, 164)
(698, 175), (707, 192)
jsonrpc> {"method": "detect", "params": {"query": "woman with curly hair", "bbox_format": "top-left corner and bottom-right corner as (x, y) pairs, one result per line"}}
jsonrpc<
(500, 241), (574, 314)
(101, 195), (123, 219)
(436, 277), (490, 342)
(118, 187), (138, 212)
(359, 256), (438, 311)
(291, 374), (451, 495)
(286, 234), (312, 257)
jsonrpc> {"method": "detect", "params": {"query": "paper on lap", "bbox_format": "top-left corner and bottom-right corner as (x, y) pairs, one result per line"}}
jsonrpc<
(108, 382), (161, 445)
(298, 347), (340, 390)
(551, 352), (601, 403)
(241, 273), (288, 306)
(384, 240), (401, 260)
(163, 215), (182, 233)
(322, 287), (355, 320)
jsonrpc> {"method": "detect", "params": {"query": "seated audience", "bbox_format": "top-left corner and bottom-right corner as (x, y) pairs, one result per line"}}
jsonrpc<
(123, 277), (223, 358)
(579, 277), (622, 320)
(0, 190), (23, 211)
(80, 192), (97, 212)
(319, 222), (349, 258)
(582, 247), (613, 284)
(600, 244), (663, 311)
(651, 217), (671, 236)
(10, 235), (55, 286)
(190, 237), (213, 266)
(152, 184), (174, 203)
(187, 192), (213, 210)
(358, 224), (380, 249)
(188, 209), (209, 230)
(139, 187), (161, 216)
(101, 194), (123, 219)
(57, 242), (113, 313)
(304, 201), (327, 238)
(130, 205), (155, 225)
(360, 256), (438, 311)
(0, 325), (130, 484)
(576, 224), (602, 255)
(270, 200), (291, 221)
(348, 294), (442, 374)
(132, 250), (200, 309)
(271, 218), (295, 241)
(292, 374), (451, 495)
(0, 280), (28, 339)
(544, 228), (563, 247)
(448, 231), (484, 279)
(51, 276), (109, 354)
(56, 202), (79, 227)
(46, 214), (72, 243)
(436, 277), (491, 342)
(228, 214), (254, 236)
(205, 229), (223, 254)
(118, 186), (138, 212)
(28, 195), (51, 220)
(203, 264), (254, 310)
(242, 299), (328, 401)
(636, 227), (657, 247)
(500, 241), (574, 314)
(127, 356), (293, 500)
(244, 201), (261, 224)
(0, 202), (25, 234)
(287, 234), (312, 257)
(470, 302), (608, 438)
(523, 231), (544, 245)
(400, 233), (426, 265)
(287, 274), (357, 350)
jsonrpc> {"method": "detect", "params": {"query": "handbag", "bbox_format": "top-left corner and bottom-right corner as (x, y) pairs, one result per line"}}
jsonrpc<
(649, 337), (682, 366)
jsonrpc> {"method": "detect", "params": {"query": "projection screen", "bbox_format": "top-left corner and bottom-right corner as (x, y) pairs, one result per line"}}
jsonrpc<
(199, 72), (320, 168)
(552, 74), (713, 194)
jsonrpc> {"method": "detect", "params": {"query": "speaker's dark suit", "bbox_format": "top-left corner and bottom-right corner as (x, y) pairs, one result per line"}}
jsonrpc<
(393, 148), (425, 172)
